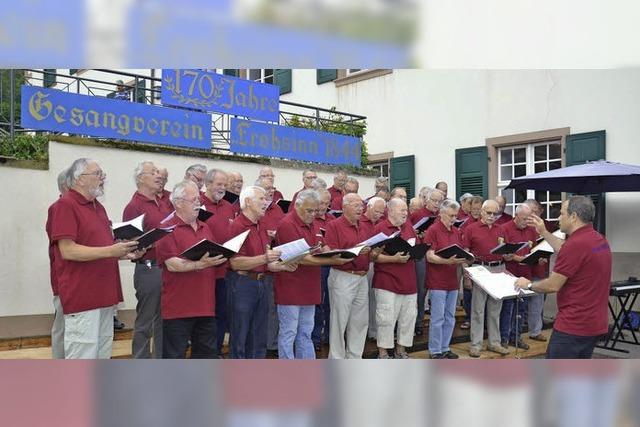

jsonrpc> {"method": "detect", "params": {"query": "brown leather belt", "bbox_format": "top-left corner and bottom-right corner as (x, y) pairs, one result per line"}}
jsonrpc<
(237, 271), (269, 280)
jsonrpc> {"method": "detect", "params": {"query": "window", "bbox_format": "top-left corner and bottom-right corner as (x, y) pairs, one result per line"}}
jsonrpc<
(369, 159), (390, 178)
(497, 141), (563, 222)
(248, 69), (274, 84)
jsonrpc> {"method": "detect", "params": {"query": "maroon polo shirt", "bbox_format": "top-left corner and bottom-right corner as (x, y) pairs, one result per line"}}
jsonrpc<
(409, 207), (437, 226)
(359, 212), (379, 237)
(123, 191), (174, 261)
(273, 189), (284, 203)
(229, 212), (271, 274)
(552, 224), (612, 336)
(291, 187), (307, 206)
(424, 220), (464, 291)
(495, 212), (513, 226)
(373, 219), (417, 294)
(502, 220), (538, 280)
(262, 202), (285, 234)
(157, 189), (173, 211)
(462, 221), (506, 262)
(202, 200), (236, 280)
(274, 211), (322, 305)
(50, 190), (123, 314)
(156, 217), (216, 319)
(46, 197), (63, 296)
(328, 186), (343, 211)
(314, 213), (336, 245)
(324, 215), (373, 272)
(459, 215), (479, 235)
(457, 209), (470, 220)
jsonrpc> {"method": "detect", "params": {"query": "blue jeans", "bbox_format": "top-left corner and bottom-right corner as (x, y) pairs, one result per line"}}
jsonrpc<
(415, 258), (426, 329)
(546, 329), (602, 359)
(499, 298), (527, 343)
(229, 274), (269, 359)
(428, 289), (458, 355)
(312, 266), (331, 346)
(527, 291), (545, 336)
(277, 305), (316, 359)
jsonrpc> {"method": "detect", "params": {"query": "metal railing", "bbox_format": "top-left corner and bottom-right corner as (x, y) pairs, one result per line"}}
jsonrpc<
(1, 69), (367, 158)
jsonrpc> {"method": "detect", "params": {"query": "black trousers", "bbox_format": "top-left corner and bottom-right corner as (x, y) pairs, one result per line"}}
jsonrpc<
(546, 329), (602, 359)
(163, 316), (217, 359)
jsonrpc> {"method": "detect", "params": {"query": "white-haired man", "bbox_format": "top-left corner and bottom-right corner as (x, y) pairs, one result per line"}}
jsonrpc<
(51, 158), (142, 359)
(227, 171), (244, 216)
(292, 169), (318, 204)
(122, 161), (173, 358)
(258, 166), (284, 202)
(45, 168), (72, 359)
(329, 170), (347, 210)
(184, 164), (207, 194)
(156, 180), (228, 358)
(372, 198), (418, 359)
(228, 186), (297, 358)
(360, 197), (386, 340)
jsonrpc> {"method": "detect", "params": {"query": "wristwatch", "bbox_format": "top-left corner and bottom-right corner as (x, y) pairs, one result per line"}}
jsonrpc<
(527, 282), (534, 291)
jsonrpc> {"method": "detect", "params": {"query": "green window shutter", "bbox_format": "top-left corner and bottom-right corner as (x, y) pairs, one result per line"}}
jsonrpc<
(455, 146), (488, 200)
(223, 69), (239, 77)
(135, 80), (146, 103)
(274, 69), (292, 95)
(69, 69), (78, 75)
(390, 155), (415, 199)
(317, 69), (337, 84)
(43, 69), (56, 87)
(565, 130), (606, 234)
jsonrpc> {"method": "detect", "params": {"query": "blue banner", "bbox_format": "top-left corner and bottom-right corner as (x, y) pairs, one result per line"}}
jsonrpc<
(21, 86), (212, 150)
(230, 118), (361, 167)
(161, 69), (280, 122)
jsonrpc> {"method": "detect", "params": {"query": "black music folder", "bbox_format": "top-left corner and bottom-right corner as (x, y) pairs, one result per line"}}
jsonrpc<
(518, 250), (553, 265)
(277, 199), (292, 213)
(223, 191), (240, 204)
(413, 216), (436, 233)
(435, 244), (474, 261)
(490, 242), (529, 255)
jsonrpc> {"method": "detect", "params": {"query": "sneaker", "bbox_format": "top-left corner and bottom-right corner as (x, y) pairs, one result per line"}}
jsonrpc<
(509, 339), (530, 350)
(460, 321), (470, 330)
(487, 344), (510, 355)
(529, 334), (548, 342)
(469, 348), (481, 358)
(430, 353), (444, 359)
(442, 351), (459, 359)
(395, 352), (410, 359)
(113, 317), (125, 330)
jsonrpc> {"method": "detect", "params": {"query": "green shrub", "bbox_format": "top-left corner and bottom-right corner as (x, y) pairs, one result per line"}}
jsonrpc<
(0, 133), (49, 161)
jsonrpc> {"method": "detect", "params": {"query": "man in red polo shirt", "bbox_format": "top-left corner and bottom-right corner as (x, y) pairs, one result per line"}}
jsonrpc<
(410, 188), (444, 336)
(328, 170), (347, 211)
(458, 193), (473, 220)
(324, 193), (374, 359)
(372, 198), (417, 359)
(228, 186), (296, 359)
(184, 164), (207, 195)
(274, 190), (350, 359)
(45, 168), (71, 359)
(494, 195), (514, 226)
(122, 161), (173, 359)
(226, 171), (244, 216)
(459, 195), (484, 330)
(52, 158), (141, 359)
(258, 166), (285, 202)
(291, 169), (318, 205)
(515, 195), (612, 359)
(499, 203), (539, 351)
(200, 168), (237, 356)
(155, 180), (227, 358)
(425, 199), (468, 359)
(463, 199), (510, 358)
(155, 167), (172, 211)
(311, 189), (337, 350)
(360, 196), (386, 340)
(255, 176), (286, 354)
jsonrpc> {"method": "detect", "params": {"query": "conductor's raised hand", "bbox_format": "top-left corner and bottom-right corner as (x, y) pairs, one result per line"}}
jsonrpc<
(528, 214), (547, 236)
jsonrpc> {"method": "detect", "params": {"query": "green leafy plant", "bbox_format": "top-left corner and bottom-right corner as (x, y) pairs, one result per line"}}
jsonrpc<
(287, 108), (369, 166)
(0, 133), (49, 161)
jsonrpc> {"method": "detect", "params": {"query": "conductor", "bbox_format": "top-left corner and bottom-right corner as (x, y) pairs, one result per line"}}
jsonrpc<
(514, 195), (612, 358)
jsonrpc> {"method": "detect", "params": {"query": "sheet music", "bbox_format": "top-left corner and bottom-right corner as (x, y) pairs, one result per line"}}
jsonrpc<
(464, 265), (534, 300)
(112, 213), (145, 232)
(273, 238), (312, 262)
(532, 229), (566, 253)
(223, 230), (250, 253)
(358, 231), (398, 247)
(407, 237), (416, 247)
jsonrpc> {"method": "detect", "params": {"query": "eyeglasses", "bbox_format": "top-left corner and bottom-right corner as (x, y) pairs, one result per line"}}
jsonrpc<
(81, 170), (106, 178)
(484, 211), (498, 216)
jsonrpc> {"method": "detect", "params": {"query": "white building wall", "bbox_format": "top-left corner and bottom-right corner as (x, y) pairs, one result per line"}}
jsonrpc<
(281, 69), (640, 252)
(0, 141), (376, 317)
